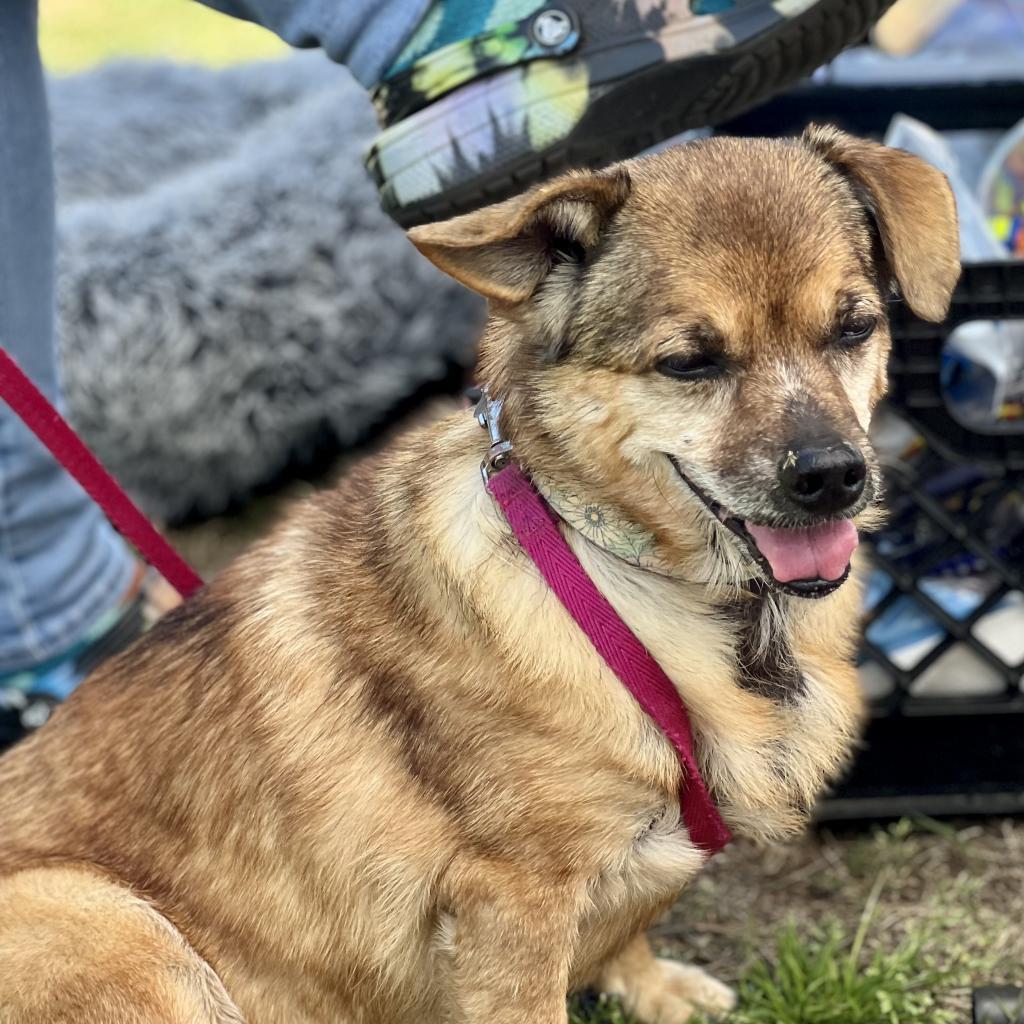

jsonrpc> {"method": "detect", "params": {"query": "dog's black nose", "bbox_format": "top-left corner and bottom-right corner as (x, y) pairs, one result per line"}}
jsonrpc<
(779, 440), (866, 515)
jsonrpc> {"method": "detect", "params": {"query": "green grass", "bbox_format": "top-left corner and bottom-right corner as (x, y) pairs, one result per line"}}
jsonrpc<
(732, 921), (953, 1024)
(40, 0), (286, 73)
(569, 994), (636, 1024)
(571, 862), (993, 1024)
(570, 920), (969, 1024)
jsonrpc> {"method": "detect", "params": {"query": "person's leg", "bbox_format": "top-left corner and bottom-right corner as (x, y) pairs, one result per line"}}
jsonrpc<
(200, 0), (430, 87)
(0, 1), (135, 676)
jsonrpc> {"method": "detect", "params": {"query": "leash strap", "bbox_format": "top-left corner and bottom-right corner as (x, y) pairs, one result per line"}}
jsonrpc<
(488, 463), (732, 857)
(0, 349), (204, 600)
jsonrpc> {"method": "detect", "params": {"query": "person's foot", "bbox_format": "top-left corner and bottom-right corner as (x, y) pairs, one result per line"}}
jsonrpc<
(0, 564), (180, 750)
(367, 0), (895, 227)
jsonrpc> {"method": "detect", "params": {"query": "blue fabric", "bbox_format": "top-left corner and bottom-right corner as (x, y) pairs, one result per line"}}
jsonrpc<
(200, 0), (430, 87)
(0, 0), (134, 673)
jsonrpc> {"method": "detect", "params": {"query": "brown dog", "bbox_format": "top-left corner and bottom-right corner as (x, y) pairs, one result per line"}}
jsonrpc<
(0, 127), (958, 1024)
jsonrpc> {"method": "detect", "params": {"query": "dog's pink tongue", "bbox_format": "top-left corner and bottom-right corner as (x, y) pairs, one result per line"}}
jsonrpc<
(744, 520), (858, 583)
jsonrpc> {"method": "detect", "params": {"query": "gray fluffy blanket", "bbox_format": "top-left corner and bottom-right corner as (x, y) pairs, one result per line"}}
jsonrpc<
(52, 55), (483, 523)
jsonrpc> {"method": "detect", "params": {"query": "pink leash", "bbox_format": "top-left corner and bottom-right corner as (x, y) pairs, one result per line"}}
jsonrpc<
(488, 464), (732, 857)
(0, 349), (204, 600)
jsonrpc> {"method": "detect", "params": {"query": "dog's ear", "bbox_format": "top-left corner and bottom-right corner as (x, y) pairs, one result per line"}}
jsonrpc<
(406, 168), (631, 304)
(802, 125), (960, 322)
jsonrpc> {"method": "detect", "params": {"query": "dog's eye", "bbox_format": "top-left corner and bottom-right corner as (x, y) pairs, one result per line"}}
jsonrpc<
(655, 352), (723, 381)
(837, 315), (877, 346)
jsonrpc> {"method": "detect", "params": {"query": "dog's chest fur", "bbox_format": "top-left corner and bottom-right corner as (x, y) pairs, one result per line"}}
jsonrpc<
(726, 588), (804, 702)
(434, 443), (862, 845)
(549, 519), (863, 843)
(426, 466), (863, 990)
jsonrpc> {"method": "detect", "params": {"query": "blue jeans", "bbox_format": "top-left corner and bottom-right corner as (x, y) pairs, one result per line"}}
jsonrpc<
(202, 0), (428, 88)
(0, 0), (425, 672)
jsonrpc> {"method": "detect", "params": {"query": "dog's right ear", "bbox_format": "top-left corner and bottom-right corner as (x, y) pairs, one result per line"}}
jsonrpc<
(407, 168), (631, 304)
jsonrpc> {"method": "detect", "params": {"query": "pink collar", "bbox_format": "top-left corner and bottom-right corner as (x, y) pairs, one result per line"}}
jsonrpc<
(479, 396), (731, 858)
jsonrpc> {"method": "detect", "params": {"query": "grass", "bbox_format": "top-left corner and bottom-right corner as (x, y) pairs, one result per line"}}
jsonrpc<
(734, 921), (953, 1024)
(557, 818), (1014, 1024)
(570, 895), (986, 1024)
(727, 874), (981, 1024)
(570, 994), (636, 1024)
(568, 909), (985, 1024)
(40, 0), (286, 73)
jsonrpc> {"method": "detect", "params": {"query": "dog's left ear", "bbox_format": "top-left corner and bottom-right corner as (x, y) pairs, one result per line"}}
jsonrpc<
(407, 168), (631, 304)
(802, 125), (960, 322)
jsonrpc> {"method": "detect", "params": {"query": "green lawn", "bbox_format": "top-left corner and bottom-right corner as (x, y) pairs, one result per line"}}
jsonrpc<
(572, 904), (986, 1024)
(40, 0), (286, 72)
(559, 817), (1008, 1024)
(570, 904), (986, 1023)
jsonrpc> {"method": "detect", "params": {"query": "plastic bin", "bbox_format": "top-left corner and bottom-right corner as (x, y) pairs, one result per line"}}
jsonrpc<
(827, 265), (1024, 818)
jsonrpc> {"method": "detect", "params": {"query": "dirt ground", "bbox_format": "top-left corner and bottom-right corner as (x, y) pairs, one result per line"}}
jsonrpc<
(657, 818), (1023, 1017)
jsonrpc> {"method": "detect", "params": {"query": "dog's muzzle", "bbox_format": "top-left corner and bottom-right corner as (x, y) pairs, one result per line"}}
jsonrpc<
(667, 455), (859, 599)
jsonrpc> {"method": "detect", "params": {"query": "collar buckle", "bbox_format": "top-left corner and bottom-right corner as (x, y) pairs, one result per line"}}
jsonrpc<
(474, 387), (513, 484)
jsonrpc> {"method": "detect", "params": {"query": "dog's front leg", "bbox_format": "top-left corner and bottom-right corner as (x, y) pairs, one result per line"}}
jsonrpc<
(598, 933), (736, 1023)
(447, 866), (577, 1024)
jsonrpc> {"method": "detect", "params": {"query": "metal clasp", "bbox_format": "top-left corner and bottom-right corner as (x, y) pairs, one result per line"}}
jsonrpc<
(474, 386), (513, 483)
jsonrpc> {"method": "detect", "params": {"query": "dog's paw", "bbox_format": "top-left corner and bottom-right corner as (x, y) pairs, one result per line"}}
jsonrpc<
(604, 957), (736, 1023)
(655, 960), (737, 1018)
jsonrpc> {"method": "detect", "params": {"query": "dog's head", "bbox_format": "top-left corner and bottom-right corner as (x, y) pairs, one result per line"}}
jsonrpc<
(410, 128), (959, 597)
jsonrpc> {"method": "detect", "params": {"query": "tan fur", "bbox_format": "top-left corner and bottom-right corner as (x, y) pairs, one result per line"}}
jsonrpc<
(0, 130), (957, 1023)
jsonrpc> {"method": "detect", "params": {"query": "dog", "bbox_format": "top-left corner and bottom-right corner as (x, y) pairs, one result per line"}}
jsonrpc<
(0, 126), (958, 1024)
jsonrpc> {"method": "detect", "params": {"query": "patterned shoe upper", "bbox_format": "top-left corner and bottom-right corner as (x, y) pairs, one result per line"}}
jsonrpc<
(372, 1), (761, 127)
(367, 0), (893, 224)
(375, 7), (582, 125)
